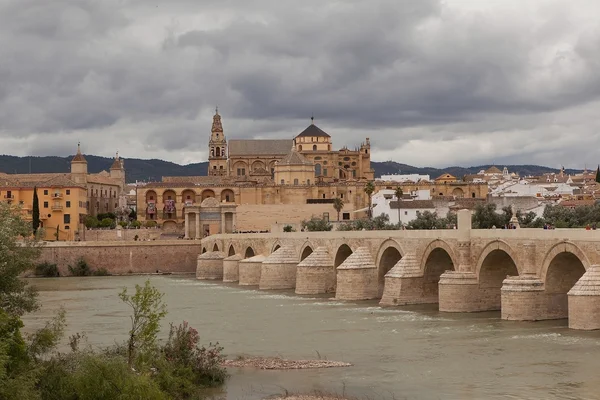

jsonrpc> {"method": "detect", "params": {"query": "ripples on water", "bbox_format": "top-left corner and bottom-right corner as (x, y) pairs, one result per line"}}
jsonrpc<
(23, 275), (600, 400)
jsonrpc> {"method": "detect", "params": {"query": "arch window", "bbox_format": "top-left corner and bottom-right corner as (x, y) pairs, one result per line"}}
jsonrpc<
(315, 164), (322, 176)
(294, 178), (299, 185)
(313, 145), (317, 151)
(216, 147), (220, 157)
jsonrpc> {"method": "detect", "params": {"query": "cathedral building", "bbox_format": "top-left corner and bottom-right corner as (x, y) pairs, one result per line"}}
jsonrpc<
(137, 110), (487, 233)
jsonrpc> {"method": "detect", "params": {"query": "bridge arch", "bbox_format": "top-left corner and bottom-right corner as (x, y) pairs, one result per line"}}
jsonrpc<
(475, 240), (519, 310)
(271, 241), (282, 253)
(540, 242), (589, 319)
(421, 239), (457, 302)
(300, 242), (314, 261)
(244, 246), (255, 259)
(212, 243), (219, 252)
(227, 244), (236, 257)
(376, 240), (404, 298)
(201, 247), (207, 254)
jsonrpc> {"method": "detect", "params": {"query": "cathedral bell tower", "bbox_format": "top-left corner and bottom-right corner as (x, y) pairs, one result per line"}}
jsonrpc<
(208, 107), (228, 176)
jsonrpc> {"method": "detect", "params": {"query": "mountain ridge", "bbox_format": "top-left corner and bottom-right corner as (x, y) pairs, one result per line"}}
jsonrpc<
(0, 154), (583, 183)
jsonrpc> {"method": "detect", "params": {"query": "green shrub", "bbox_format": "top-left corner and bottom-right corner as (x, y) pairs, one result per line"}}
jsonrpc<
(68, 258), (91, 277)
(131, 220), (142, 229)
(144, 220), (157, 228)
(283, 225), (295, 232)
(92, 268), (110, 276)
(99, 218), (114, 229)
(84, 215), (98, 229)
(301, 217), (332, 232)
(119, 221), (128, 228)
(35, 262), (59, 277)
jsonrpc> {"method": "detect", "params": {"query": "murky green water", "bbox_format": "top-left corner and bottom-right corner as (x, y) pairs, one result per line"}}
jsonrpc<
(22, 276), (600, 400)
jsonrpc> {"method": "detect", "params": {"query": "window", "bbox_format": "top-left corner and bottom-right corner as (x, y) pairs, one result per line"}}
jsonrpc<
(315, 164), (322, 176)
(299, 145), (303, 151)
(213, 166), (217, 169)
(307, 179), (310, 185)
(323, 168), (328, 176)
(281, 179), (285, 185)
(342, 212), (350, 220)
(322, 212), (329, 221)
(63, 214), (70, 224)
(43, 201), (48, 208)
(66, 201), (71, 208)
(294, 178), (299, 185)
(19, 200), (24, 205)
(225, 195), (230, 202)
(341, 193), (344, 199)
(237, 168), (246, 176)
(312, 145), (317, 151)
(43, 190), (48, 195)
(404, 211), (408, 215)
(186, 195), (191, 199)
(322, 193), (326, 199)
(472, 192), (476, 198)
(114, 203), (118, 208)
(66, 189), (70, 195)
(65, 225), (70, 230)
(6, 190), (11, 198)
(149, 196), (154, 200)
(220, 166), (223, 169)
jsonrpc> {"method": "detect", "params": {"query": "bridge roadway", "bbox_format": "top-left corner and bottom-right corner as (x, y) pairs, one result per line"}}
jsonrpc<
(197, 210), (600, 330)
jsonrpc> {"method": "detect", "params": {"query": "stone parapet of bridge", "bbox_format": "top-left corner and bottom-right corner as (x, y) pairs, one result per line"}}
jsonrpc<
(196, 210), (600, 330)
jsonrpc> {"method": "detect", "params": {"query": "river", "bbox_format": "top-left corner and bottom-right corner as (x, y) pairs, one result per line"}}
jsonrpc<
(22, 275), (600, 400)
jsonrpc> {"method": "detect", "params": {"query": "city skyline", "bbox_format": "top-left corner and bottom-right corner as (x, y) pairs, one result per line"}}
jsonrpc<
(1, 0), (599, 168)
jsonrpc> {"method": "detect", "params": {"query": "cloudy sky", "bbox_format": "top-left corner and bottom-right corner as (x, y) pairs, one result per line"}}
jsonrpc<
(1, 0), (599, 168)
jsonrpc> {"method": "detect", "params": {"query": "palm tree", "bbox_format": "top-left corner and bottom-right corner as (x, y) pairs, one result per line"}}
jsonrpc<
(364, 181), (375, 219)
(394, 186), (403, 225)
(333, 197), (344, 221)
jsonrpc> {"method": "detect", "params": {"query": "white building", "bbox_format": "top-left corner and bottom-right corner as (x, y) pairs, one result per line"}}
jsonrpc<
(379, 174), (430, 183)
(372, 189), (435, 225)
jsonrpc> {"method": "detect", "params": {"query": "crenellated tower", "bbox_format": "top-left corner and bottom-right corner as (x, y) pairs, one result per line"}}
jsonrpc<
(208, 107), (228, 176)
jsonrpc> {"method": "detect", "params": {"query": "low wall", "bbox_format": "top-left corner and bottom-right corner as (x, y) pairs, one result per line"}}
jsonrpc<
(80, 228), (164, 242)
(37, 241), (201, 275)
(236, 203), (356, 232)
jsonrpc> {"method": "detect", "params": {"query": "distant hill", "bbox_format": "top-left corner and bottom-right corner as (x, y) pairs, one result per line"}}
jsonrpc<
(0, 154), (580, 183)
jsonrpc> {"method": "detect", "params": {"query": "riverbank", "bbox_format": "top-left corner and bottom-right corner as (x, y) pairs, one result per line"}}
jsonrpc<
(269, 396), (350, 400)
(223, 357), (352, 370)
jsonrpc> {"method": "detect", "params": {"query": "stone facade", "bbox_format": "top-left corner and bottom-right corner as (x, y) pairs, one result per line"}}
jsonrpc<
(238, 255), (265, 286)
(259, 245), (299, 290)
(196, 251), (226, 280)
(223, 254), (243, 282)
(295, 247), (335, 295)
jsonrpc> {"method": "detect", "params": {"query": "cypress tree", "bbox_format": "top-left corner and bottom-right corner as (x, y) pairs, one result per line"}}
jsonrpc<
(32, 186), (40, 235)
(596, 165), (600, 184)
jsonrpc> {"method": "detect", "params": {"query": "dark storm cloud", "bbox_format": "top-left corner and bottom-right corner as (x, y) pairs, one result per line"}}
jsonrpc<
(0, 0), (598, 167)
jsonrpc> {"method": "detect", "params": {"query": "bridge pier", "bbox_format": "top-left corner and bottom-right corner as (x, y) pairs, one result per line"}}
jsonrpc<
(438, 272), (481, 312)
(296, 247), (335, 294)
(501, 275), (549, 320)
(260, 246), (298, 290)
(568, 265), (600, 330)
(223, 254), (243, 282)
(336, 247), (378, 300)
(196, 251), (226, 280)
(380, 253), (436, 306)
(238, 255), (265, 286)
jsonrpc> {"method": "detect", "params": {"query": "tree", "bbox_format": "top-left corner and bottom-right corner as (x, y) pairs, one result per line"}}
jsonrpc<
(332, 197), (344, 221)
(0, 202), (42, 317)
(393, 186), (403, 224)
(596, 165), (600, 184)
(119, 280), (168, 367)
(32, 186), (40, 235)
(364, 181), (375, 218)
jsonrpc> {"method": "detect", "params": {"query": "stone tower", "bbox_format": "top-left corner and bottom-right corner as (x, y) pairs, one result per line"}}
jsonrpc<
(208, 108), (228, 176)
(110, 151), (126, 190)
(70, 142), (88, 184)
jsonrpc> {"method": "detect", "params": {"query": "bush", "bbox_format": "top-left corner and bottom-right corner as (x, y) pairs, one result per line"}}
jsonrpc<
(68, 258), (91, 276)
(84, 215), (98, 229)
(301, 217), (332, 232)
(145, 220), (157, 228)
(35, 262), (59, 277)
(283, 225), (295, 232)
(92, 268), (110, 276)
(131, 220), (142, 229)
(119, 221), (128, 228)
(97, 212), (116, 221)
(99, 218), (114, 229)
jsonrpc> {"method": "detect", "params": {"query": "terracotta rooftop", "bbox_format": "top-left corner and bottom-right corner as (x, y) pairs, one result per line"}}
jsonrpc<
(278, 148), (313, 166)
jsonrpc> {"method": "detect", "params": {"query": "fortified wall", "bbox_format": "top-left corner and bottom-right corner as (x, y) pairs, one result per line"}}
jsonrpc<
(37, 241), (200, 275)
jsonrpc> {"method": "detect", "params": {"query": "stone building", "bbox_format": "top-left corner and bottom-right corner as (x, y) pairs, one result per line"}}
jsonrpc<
(137, 110), (488, 232)
(0, 144), (126, 240)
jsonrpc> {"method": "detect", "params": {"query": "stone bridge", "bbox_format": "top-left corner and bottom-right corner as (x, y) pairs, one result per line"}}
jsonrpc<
(198, 210), (600, 330)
